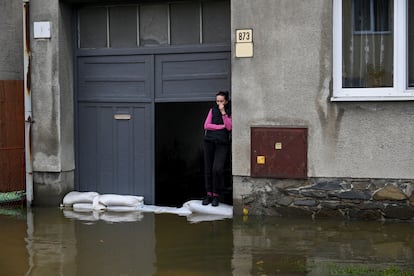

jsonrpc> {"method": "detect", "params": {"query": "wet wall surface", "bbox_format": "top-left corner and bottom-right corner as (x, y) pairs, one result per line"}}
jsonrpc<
(1, 207), (414, 275)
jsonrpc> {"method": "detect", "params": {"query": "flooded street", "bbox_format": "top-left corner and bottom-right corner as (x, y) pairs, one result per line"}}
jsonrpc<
(1, 207), (414, 275)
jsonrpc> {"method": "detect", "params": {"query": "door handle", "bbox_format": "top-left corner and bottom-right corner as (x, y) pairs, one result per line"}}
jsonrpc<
(114, 114), (131, 120)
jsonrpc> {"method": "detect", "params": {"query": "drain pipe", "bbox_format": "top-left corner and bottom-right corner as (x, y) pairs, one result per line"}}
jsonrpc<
(23, 0), (33, 206)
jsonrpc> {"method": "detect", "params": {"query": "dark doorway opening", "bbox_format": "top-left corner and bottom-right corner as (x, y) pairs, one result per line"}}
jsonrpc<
(155, 102), (232, 207)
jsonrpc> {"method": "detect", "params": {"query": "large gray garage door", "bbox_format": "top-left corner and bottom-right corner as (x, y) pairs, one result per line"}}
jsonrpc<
(76, 1), (230, 204)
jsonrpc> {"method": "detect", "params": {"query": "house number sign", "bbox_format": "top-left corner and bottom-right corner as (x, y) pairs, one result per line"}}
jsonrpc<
(236, 29), (252, 43)
(235, 29), (253, 58)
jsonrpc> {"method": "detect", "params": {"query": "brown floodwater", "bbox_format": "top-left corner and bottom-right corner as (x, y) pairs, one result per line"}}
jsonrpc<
(1, 207), (414, 275)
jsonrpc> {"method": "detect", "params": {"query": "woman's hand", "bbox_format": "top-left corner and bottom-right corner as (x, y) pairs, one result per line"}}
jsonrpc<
(218, 103), (226, 114)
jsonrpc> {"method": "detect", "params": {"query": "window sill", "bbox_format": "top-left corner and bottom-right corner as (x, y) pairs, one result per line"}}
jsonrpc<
(331, 96), (414, 102)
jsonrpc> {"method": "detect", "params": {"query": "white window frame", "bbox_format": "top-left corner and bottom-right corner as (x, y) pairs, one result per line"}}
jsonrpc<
(332, 0), (414, 101)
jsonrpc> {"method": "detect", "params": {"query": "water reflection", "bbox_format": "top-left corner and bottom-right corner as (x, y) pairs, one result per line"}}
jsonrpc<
(0, 207), (413, 275)
(0, 208), (28, 276)
(233, 216), (414, 275)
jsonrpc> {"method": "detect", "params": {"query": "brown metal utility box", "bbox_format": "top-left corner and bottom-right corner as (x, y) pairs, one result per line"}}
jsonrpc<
(251, 127), (307, 179)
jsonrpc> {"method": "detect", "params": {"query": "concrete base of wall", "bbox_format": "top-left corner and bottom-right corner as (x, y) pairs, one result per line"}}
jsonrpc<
(33, 171), (74, 206)
(233, 176), (414, 221)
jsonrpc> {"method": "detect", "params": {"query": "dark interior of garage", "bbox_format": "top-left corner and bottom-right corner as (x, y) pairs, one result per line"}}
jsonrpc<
(155, 102), (232, 207)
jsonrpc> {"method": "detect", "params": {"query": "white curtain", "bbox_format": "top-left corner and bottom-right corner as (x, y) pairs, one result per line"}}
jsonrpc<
(342, 0), (393, 88)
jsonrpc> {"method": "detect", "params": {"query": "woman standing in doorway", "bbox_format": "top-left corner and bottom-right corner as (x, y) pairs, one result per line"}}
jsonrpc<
(202, 91), (232, 207)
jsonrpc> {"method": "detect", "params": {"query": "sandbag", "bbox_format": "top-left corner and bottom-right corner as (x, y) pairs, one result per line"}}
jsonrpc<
(184, 200), (233, 216)
(62, 191), (99, 206)
(73, 203), (94, 212)
(136, 205), (192, 216)
(106, 206), (140, 212)
(98, 194), (144, 207)
(92, 196), (106, 210)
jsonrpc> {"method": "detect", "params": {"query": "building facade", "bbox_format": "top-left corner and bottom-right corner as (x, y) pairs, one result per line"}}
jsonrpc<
(232, 0), (414, 220)
(2, 0), (414, 220)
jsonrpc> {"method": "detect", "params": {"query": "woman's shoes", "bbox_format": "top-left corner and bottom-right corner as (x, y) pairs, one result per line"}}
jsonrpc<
(202, 196), (220, 207)
(211, 196), (219, 207)
(202, 196), (213, 205)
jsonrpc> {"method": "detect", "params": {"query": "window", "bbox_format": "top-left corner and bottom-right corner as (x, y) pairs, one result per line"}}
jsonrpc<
(333, 0), (414, 100)
(202, 1), (231, 44)
(78, 1), (230, 49)
(110, 7), (138, 48)
(139, 5), (168, 46)
(170, 3), (200, 45)
(79, 7), (107, 48)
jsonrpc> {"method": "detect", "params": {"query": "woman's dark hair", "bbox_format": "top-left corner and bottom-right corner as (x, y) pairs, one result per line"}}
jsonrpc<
(216, 90), (230, 101)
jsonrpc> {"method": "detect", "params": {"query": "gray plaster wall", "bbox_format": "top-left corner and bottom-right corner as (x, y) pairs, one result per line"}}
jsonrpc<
(30, 0), (75, 205)
(0, 1), (23, 80)
(231, 0), (414, 180)
(59, 2), (75, 172)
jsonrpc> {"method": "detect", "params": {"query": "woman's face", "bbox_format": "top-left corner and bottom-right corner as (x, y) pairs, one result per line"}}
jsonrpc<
(216, 95), (228, 106)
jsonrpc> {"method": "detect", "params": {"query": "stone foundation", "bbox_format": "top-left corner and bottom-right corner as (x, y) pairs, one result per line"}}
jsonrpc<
(233, 176), (414, 221)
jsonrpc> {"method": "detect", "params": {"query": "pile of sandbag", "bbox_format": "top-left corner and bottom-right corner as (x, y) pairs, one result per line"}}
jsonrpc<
(61, 191), (233, 223)
(61, 191), (146, 223)
(62, 191), (144, 212)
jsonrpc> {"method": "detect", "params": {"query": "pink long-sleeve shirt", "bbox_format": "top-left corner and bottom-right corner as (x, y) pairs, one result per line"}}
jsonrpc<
(204, 108), (232, 131)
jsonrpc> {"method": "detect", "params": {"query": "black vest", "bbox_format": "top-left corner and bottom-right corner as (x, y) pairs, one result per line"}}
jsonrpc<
(205, 105), (231, 144)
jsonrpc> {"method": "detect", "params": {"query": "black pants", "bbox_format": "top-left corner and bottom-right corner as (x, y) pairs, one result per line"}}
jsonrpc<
(204, 140), (230, 195)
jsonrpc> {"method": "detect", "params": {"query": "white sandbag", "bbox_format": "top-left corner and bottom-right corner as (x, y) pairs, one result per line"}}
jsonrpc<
(100, 212), (143, 223)
(98, 194), (144, 207)
(92, 196), (106, 211)
(184, 200), (233, 217)
(62, 191), (99, 206)
(73, 203), (94, 212)
(63, 210), (100, 221)
(135, 205), (162, 213)
(187, 213), (232, 223)
(175, 206), (193, 216)
(136, 205), (192, 216)
(106, 206), (140, 212)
